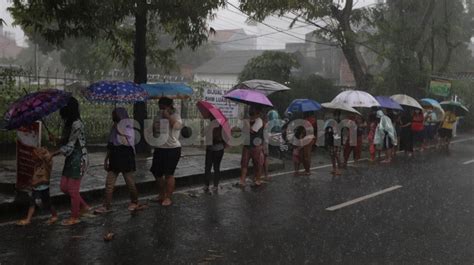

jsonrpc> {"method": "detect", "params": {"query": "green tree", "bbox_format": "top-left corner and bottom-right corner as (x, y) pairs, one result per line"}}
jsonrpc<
(365, 0), (473, 97)
(238, 51), (300, 83)
(240, 0), (374, 89)
(8, 0), (224, 152)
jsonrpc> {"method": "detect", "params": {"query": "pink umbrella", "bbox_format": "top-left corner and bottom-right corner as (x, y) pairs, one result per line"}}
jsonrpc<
(196, 100), (232, 141)
(223, 89), (273, 107)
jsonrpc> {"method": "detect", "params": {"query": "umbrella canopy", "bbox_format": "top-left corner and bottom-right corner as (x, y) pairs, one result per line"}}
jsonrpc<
(331, 90), (380, 108)
(85, 81), (148, 103)
(231, 79), (290, 95)
(421, 98), (444, 121)
(196, 100), (231, 139)
(440, 101), (469, 116)
(390, 94), (423, 109)
(223, 89), (273, 107)
(375, 96), (404, 111)
(285, 99), (322, 114)
(141, 83), (193, 99)
(321, 102), (361, 115)
(4, 89), (71, 130)
(421, 98), (441, 108)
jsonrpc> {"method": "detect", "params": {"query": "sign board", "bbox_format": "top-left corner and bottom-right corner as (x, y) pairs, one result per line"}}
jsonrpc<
(430, 79), (451, 97)
(204, 88), (239, 118)
(16, 122), (41, 190)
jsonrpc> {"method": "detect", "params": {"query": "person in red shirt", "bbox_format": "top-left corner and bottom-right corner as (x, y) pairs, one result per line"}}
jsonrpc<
(411, 109), (425, 151)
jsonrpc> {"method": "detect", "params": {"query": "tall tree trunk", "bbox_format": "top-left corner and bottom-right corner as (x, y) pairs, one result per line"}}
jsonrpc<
(341, 42), (371, 89)
(334, 0), (371, 89)
(133, 0), (149, 154)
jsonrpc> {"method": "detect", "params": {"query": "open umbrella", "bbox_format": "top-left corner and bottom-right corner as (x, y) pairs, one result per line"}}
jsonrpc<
(331, 90), (380, 108)
(421, 98), (445, 121)
(196, 100), (231, 140)
(390, 94), (422, 109)
(440, 101), (469, 116)
(84, 80), (148, 103)
(321, 102), (361, 115)
(231, 79), (290, 95)
(375, 96), (403, 111)
(141, 83), (193, 99)
(4, 89), (71, 130)
(285, 99), (322, 114)
(223, 89), (273, 107)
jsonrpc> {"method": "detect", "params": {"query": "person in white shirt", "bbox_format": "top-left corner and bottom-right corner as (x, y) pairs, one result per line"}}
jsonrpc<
(150, 97), (182, 206)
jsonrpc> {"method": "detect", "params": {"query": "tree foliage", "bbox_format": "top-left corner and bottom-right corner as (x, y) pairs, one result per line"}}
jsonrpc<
(238, 51), (300, 83)
(238, 50), (336, 114)
(364, 0), (473, 97)
(240, 0), (374, 89)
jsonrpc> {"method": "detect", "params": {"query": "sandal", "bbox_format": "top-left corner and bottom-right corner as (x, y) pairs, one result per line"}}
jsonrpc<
(61, 218), (81, 226)
(94, 206), (112, 214)
(46, 216), (58, 225)
(161, 198), (173, 207)
(80, 209), (96, 218)
(127, 203), (138, 211)
(15, 219), (31, 226)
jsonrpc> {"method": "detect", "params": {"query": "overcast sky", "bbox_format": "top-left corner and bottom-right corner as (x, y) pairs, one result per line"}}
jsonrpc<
(1, 0), (377, 49)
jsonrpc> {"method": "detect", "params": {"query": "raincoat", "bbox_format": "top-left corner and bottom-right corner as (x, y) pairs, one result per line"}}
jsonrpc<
(374, 111), (397, 147)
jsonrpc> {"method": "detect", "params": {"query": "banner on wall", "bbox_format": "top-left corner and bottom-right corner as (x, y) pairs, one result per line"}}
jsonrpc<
(203, 87), (239, 118)
(429, 79), (451, 97)
(16, 121), (41, 190)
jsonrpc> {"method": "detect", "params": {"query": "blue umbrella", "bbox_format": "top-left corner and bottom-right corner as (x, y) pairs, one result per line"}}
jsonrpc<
(421, 98), (442, 108)
(85, 80), (148, 103)
(375, 96), (403, 110)
(141, 83), (193, 99)
(285, 99), (322, 114)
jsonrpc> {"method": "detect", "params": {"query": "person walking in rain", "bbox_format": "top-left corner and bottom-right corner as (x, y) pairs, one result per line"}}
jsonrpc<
(374, 110), (397, 163)
(49, 97), (91, 226)
(94, 108), (141, 214)
(150, 97), (183, 206)
(438, 108), (457, 153)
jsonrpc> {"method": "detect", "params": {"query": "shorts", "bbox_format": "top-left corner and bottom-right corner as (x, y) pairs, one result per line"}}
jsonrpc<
(413, 130), (424, 144)
(241, 146), (264, 168)
(423, 125), (437, 140)
(150, 147), (182, 178)
(439, 128), (452, 139)
(29, 188), (52, 209)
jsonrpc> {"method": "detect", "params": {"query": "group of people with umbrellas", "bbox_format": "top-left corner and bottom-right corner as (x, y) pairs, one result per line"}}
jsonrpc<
(2, 79), (469, 226)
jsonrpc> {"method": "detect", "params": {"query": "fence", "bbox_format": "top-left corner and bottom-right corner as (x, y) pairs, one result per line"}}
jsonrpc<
(0, 66), (241, 148)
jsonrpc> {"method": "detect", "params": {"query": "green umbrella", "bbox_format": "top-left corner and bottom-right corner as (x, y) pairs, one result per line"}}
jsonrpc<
(440, 101), (469, 116)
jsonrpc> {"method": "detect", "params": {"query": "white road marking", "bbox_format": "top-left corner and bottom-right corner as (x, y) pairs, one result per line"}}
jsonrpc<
(462, 159), (474, 165)
(325, 185), (403, 212)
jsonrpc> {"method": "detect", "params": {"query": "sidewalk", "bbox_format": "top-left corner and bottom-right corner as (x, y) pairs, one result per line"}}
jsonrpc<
(0, 147), (284, 215)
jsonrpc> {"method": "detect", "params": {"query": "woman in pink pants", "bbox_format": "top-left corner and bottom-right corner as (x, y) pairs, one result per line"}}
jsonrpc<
(51, 97), (90, 226)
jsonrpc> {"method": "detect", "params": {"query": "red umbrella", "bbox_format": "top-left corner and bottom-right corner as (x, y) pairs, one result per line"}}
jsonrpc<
(196, 100), (231, 140)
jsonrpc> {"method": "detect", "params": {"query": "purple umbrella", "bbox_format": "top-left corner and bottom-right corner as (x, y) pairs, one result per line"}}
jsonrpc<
(375, 96), (404, 111)
(223, 89), (273, 107)
(4, 89), (72, 130)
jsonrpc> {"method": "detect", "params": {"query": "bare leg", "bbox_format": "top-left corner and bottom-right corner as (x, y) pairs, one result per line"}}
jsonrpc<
(162, 176), (175, 206)
(240, 167), (248, 186)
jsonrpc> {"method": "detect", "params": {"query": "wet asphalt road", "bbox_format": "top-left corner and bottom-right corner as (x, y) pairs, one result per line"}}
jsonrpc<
(0, 136), (473, 265)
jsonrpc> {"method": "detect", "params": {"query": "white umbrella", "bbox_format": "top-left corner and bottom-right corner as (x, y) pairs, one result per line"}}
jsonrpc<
(231, 79), (290, 95)
(390, 94), (423, 109)
(321, 102), (362, 115)
(331, 90), (380, 108)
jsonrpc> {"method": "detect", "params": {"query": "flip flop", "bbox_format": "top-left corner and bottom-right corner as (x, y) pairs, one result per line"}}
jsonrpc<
(61, 218), (81, 226)
(94, 206), (112, 214)
(15, 219), (31, 226)
(46, 216), (58, 225)
(161, 199), (173, 207)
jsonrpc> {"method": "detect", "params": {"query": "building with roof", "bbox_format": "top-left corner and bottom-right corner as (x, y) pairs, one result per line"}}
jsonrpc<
(0, 25), (23, 59)
(193, 50), (265, 85)
(208, 29), (257, 51)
